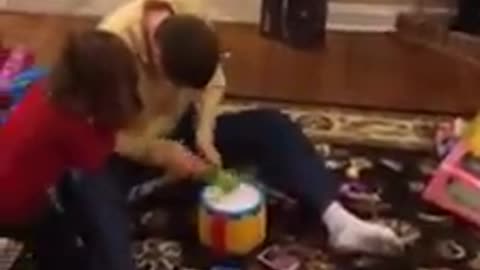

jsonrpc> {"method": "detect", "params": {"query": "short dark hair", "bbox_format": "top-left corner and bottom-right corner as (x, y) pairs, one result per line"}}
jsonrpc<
(49, 30), (140, 129)
(154, 15), (220, 89)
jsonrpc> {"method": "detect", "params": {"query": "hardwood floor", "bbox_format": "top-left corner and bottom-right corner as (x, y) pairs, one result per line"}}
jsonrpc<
(220, 23), (480, 115)
(0, 12), (97, 65)
(1, 11), (479, 114)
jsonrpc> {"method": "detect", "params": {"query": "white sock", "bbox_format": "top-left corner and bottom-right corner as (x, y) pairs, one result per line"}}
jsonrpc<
(322, 202), (403, 256)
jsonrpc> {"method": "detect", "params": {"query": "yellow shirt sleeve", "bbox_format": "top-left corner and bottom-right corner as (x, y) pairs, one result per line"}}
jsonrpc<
(196, 65), (227, 139)
(98, 0), (143, 36)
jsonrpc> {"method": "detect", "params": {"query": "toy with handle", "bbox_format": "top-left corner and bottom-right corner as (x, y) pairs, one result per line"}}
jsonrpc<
(424, 127), (480, 229)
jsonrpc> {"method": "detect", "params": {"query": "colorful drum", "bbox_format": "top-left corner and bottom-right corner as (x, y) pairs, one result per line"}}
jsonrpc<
(199, 183), (266, 255)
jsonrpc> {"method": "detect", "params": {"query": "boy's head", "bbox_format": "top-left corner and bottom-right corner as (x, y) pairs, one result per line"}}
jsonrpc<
(50, 30), (140, 129)
(153, 15), (220, 89)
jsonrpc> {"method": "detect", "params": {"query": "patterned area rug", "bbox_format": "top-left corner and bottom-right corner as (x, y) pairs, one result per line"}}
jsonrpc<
(220, 100), (450, 151)
(126, 102), (470, 270)
(6, 101), (460, 270)
(130, 144), (480, 270)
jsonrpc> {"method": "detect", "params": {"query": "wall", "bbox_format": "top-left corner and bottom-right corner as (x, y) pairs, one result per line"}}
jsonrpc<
(1, 0), (452, 31)
(3, 0), (131, 15)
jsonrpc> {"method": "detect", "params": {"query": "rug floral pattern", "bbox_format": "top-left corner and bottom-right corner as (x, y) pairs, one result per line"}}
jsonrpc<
(220, 101), (449, 151)
(7, 101), (468, 270)
(130, 144), (480, 270)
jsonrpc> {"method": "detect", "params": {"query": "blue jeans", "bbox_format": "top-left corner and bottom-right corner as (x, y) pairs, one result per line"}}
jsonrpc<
(69, 108), (339, 270)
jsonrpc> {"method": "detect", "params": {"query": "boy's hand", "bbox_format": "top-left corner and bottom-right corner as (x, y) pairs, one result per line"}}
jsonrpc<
(154, 141), (209, 180)
(196, 129), (222, 166)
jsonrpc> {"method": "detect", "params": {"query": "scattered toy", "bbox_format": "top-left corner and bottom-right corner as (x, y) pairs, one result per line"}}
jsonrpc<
(339, 183), (381, 203)
(257, 245), (301, 270)
(423, 141), (480, 229)
(435, 118), (464, 158)
(345, 157), (373, 179)
(0, 46), (34, 92)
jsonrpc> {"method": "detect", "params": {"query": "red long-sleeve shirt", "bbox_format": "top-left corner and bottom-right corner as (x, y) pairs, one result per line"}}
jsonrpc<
(0, 80), (114, 225)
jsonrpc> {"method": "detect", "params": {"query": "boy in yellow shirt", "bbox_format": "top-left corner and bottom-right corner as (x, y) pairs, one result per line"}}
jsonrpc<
(70, 1), (403, 269)
(98, 0), (225, 169)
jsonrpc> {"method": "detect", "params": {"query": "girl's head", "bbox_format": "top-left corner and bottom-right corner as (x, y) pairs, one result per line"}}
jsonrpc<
(49, 30), (141, 129)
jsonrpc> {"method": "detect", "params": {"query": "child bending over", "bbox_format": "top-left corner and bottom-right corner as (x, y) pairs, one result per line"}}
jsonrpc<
(0, 30), (140, 270)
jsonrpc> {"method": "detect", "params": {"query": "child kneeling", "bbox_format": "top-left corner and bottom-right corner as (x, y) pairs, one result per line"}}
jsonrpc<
(0, 30), (140, 270)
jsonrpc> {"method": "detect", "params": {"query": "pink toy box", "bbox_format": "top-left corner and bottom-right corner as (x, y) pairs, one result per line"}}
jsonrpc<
(423, 141), (480, 227)
(0, 46), (34, 92)
(0, 46), (34, 109)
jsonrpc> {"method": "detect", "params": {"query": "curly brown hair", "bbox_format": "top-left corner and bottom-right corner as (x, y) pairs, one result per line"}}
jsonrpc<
(49, 30), (141, 129)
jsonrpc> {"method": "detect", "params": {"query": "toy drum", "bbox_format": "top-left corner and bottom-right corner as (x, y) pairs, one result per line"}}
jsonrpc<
(199, 183), (266, 255)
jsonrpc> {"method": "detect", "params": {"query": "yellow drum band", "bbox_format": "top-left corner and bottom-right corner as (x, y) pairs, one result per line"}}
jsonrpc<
(198, 187), (267, 255)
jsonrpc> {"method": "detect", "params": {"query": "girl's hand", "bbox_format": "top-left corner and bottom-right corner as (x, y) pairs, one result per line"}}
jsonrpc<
(154, 141), (209, 179)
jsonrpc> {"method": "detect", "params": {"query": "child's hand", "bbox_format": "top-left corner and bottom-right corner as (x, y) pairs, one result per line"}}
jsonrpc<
(157, 141), (209, 179)
(196, 129), (222, 166)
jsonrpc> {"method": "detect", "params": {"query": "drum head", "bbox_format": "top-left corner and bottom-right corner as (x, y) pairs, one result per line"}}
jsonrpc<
(203, 183), (262, 214)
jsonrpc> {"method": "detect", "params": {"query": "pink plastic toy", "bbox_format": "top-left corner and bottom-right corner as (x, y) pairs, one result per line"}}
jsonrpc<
(0, 46), (34, 93)
(423, 141), (480, 228)
(435, 119), (463, 158)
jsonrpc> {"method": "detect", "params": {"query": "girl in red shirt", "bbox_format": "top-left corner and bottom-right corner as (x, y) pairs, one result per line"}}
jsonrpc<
(0, 30), (140, 270)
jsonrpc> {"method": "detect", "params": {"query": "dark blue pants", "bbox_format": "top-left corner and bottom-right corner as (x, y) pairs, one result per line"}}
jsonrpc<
(29, 178), (89, 270)
(70, 108), (339, 270)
